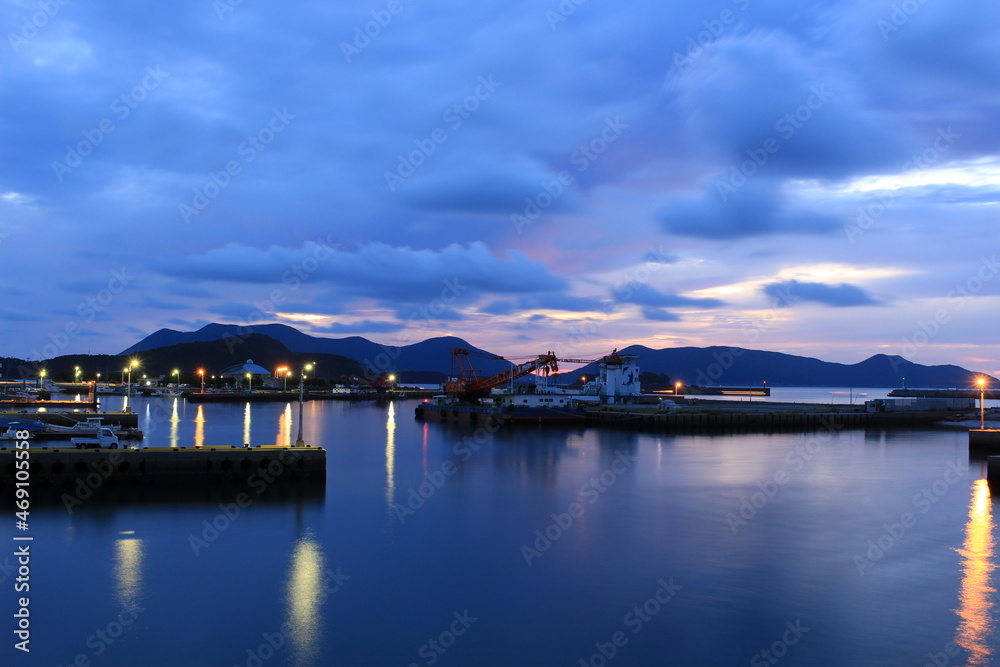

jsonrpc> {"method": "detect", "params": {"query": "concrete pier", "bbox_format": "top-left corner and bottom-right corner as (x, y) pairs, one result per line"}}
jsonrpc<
(970, 429), (1000, 452)
(1, 445), (326, 497)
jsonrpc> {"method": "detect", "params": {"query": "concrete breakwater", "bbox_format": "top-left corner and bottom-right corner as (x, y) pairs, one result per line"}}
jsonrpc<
(0, 445), (326, 502)
(586, 406), (965, 430)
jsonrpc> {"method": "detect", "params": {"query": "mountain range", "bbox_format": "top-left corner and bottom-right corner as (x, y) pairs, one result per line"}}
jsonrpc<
(114, 323), (994, 388)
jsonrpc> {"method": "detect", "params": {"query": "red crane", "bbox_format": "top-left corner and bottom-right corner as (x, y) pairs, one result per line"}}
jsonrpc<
(444, 348), (559, 398)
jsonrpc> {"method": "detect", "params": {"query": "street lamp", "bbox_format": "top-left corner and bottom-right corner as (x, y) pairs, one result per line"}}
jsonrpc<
(39, 369), (46, 389)
(277, 367), (289, 391)
(675, 381), (682, 395)
(296, 363), (314, 447)
(978, 377), (986, 429)
(75, 366), (81, 383)
(198, 369), (204, 393)
(246, 372), (252, 392)
(173, 369), (180, 387)
(126, 360), (138, 395)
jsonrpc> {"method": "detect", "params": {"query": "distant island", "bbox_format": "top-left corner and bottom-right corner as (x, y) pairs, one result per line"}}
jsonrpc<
(1, 322), (994, 389)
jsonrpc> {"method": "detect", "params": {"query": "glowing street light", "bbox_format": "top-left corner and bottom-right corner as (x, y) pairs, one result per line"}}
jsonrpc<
(126, 360), (138, 396)
(198, 369), (205, 393)
(978, 377), (986, 429)
(296, 363), (314, 447)
(246, 372), (252, 391)
(39, 369), (46, 389)
(74, 366), (81, 383)
(276, 366), (289, 391)
(675, 381), (682, 395)
(173, 369), (180, 387)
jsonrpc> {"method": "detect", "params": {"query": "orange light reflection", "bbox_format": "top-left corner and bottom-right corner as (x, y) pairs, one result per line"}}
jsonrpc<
(953, 478), (996, 665)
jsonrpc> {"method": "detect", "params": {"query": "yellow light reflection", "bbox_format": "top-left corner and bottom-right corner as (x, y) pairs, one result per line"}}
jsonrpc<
(277, 403), (293, 447)
(114, 535), (144, 610)
(169, 397), (180, 448)
(194, 404), (205, 448)
(285, 534), (325, 666)
(953, 479), (996, 665)
(386, 402), (396, 509)
(243, 402), (252, 446)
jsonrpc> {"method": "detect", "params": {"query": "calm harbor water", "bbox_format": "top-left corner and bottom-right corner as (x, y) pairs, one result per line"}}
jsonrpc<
(6, 390), (1000, 666)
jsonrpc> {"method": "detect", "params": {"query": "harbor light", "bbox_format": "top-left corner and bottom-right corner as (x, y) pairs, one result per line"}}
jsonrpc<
(277, 366), (289, 391)
(296, 363), (314, 447)
(198, 369), (205, 393)
(246, 372), (252, 391)
(675, 381), (682, 395)
(173, 369), (180, 387)
(75, 366), (81, 382)
(978, 377), (986, 429)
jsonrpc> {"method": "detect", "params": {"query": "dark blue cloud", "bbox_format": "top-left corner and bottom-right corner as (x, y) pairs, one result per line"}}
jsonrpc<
(317, 321), (405, 334)
(619, 284), (725, 309)
(657, 180), (839, 238)
(641, 307), (682, 322)
(762, 280), (882, 307)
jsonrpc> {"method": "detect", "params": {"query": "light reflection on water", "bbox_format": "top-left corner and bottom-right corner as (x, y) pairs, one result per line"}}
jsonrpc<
(276, 402), (293, 447)
(385, 401), (396, 511)
(194, 404), (205, 448)
(169, 397), (180, 448)
(953, 479), (996, 665)
(243, 402), (251, 446)
(284, 533), (326, 667)
(114, 534), (144, 610)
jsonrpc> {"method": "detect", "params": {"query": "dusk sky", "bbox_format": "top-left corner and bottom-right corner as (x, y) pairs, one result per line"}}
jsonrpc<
(3, 0), (998, 375)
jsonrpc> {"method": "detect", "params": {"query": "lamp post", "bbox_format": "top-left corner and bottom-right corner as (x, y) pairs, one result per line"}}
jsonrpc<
(39, 369), (46, 390)
(126, 361), (137, 395)
(246, 372), (252, 392)
(296, 363), (313, 447)
(277, 367), (289, 392)
(75, 366), (81, 383)
(173, 369), (180, 388)
(675, 381), (682, 395)
(198, 369), (204, 393)
(978, 377), (986, 429)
